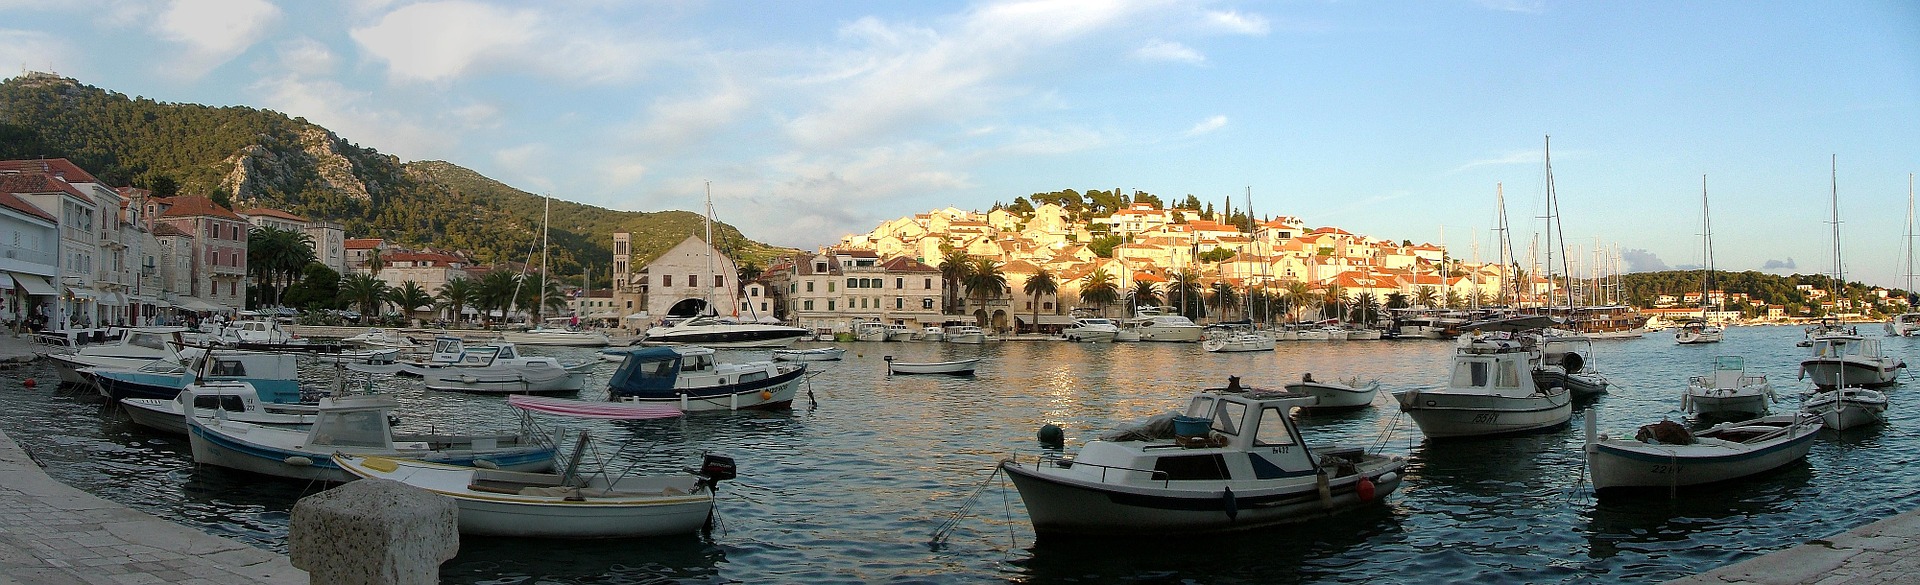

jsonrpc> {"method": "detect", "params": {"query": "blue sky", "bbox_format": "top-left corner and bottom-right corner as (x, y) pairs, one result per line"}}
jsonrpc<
(3, 1), (1917, 286)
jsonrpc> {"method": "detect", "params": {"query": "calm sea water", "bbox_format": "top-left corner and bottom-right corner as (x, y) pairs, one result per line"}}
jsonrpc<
(4, 325), (1919, 584)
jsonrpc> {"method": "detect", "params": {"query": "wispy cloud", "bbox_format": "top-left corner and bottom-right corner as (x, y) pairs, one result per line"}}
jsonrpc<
(152, 0), (281, 78)
(274, 37), (335, 77)
(349, 1), (675, 84)
(1450, 149), (1541, 173)
(1202, 10), (1270, 35)
(1135, 39), (1204, 64)
(1475, 0), (1546, 14)
(1185, 115), (1227, 136)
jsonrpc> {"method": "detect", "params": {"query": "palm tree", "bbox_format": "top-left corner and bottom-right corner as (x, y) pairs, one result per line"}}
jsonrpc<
(938, 249), (973, 314)
(384, 281), (434, 322)
(1283, 281), (1318, 323)
(1079, 269), (1121, 317)
(1250, 288), (1284, 324)
(1023, 269), (1058, 334)
(339, 274), (388, 323)
(1413, 286), (1439, 309)
(365, 247), (385, 276)
(1444, 288), (1464, 309)
(1168, 270), (1204, 321)
(962, 257), (1007, 328)
(1130, 280), (1161, 315)
(246, 226), (314, 308)
(436, 277), (478, 325)
(1349, 291), (1381, 325)
(1385, 292), (1411, 310)
(1208, 281), (1239, 321)
(477, 270), (522, 324)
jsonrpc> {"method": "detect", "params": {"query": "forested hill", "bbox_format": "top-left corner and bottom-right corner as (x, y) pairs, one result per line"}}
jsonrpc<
(0, 73), (791, 280)
(1620, 269), (1907, 315)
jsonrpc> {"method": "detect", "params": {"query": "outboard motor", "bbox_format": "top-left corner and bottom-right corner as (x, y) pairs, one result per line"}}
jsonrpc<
(697, 454), (737, 489)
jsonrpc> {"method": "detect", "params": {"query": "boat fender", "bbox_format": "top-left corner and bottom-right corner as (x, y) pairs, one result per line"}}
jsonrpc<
(1563, 353), (1584, 374)
(1316, 471), (1333, 509)
(472, 459), (498, 469)
(1037, 423), (1064, 447)
(22, 378), (34, 388)
(760, 390), (772, 401)
(283, 455), (314, 467)
(1222, 486), (1238, 521)
(1358, 477), (1376, 502)
(1377, 471), (1397, 486)
(461, 375), (479, 384)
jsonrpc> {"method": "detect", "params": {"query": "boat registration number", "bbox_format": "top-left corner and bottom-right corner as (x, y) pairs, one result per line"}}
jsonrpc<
(1472, 413), (1499, 424)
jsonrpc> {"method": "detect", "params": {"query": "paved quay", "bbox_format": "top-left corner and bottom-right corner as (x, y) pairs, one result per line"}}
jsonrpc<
(0, 335), (305, 585)
(1663, 509), (1920, 585)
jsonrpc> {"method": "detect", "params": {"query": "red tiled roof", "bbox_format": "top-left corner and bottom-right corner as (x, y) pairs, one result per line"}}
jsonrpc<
(156, 195), (243, 220)
(0, 190), (55, 223)
(877, 256), (938, 273)
(383, 252), (463, 265)
(0, 159), (102, 185)
(0, 172), (88, 200)
(345, 238), (384, 249)
(239, 207), (308, 222)
(151, 223), (191, 237)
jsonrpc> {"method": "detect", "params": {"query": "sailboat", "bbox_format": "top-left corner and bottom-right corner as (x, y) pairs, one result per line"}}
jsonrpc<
(1800, 157), (1906, 387)
(642, 183), (809, 348)
(1676, 175), (1725, 344)
(1204, 187), (1275, 353)
(1885, 174), (1920, 337)
(503, 194), (611, 347)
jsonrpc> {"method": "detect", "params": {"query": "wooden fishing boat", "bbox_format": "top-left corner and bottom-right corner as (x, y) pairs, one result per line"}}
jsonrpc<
(884, 356), (981, 375)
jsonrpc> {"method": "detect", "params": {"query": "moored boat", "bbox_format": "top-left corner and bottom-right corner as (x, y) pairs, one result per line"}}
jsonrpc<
(185, 394), (555, 483)
(500, 327), (612, 347)
(1061, 318), (1119, 343)
(772, 347), (846, 361)
(607, 346), (806, 411)
(1392, 336), (1572, 439)
(1799, 334), (1905, 389)
(943, 325), (989, 344)
(1285, 374), (1378, 410)
(1584, 411), (1822, 494)
(46, 326), (191, 384)
(1800, 387), (1888, 431)
(1201, 322), (1273, 353)
(1001, 382), (1403, 536)
(884, 356), (981, 375)
(1684, 356), (1774, 419)
(121, 381), (319, 436)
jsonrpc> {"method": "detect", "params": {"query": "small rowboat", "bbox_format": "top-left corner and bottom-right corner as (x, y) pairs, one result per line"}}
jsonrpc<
(1584, 412), (1822, 494)
(1285, 376), (1379, 410)
(1801, 387), (1888, 431)
(772, 347), (847, 361)
(884, 356), (981, 375)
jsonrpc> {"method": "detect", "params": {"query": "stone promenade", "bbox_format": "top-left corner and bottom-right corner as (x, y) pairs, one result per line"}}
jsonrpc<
(0, 334), (304, 584)
(1663, 509), (1920, 585)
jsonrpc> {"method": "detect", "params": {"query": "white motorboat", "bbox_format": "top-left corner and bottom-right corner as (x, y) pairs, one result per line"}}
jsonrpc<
(1062, 318), (1119, 342)
(607, 346), (807, 411)
(1797, 318), (1853, 347)
(1801, 387), (1888, 431)
(1887, 313), (1920, 337)
(1674, 322), (1725, 345)
(885, 323), (916, 342)
(185, 394), (555, 482)
(1584, 412), (1822, 494)
(339, 328), (419, 349)
(1001, 383), (1404, 536)
(420, 349), (588, 395)
(1112, 328), (1142, 342)
(46, 326), (190, 384)
(1534, 330), (1608, 397)
(1684, 356), (1775, 419)
(1294, 327), (1331, 341)
(943, 325), (988, 344)
(1344, 328), (1383, 341)
(206, 319), (310, 348)
(121, 381), (319, 436)
(332, 395), (735, 539)
(772, 347), (846, 361)
(915, 326), (945, 342)
(885, 356), (981, 375)
(1122, 312), (1204, 343)
(500, 327), (611, 347)
(1285, 375), (1379, 410)
(642, 315), (809, 348)
(1201, 323), (1273, 353)
(852, 321), (890, 342)
(1799, 334), (1905, 389)
(1392, 337), (1572, 439)
(1317, 326), (1351, 341)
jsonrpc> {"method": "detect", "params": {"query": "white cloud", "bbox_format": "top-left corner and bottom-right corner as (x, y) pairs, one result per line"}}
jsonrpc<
(998, 126), (1110, 155)
(249, 75), (445, 161)
(275, 38), (336, 77)
(447, 102), (502, 130)
(1185, 115), (1227, 136)
(492, 143), (557, 192)
(1475, 0), (1545, 14)
(635, 82), (753, 146)
(350, 0), (674, 84)
(152, 0), (281, 77)
(1134, 39), (1204, 64)
(1202, 10), (1270, 35)
(600, 158), (649, 187)
(1450, 149), (1542, 173)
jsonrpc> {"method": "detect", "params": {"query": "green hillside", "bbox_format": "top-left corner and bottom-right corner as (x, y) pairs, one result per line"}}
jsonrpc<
(0, 73), (791, 283)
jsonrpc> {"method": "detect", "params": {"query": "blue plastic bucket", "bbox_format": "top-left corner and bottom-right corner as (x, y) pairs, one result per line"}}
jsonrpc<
(1172, 415), (1212, 437)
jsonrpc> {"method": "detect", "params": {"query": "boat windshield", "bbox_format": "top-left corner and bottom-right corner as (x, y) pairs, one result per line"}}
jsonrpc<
(1253, 406), (1296, 446)
(1184, 396), (1215, 418)
(311, 409), (390, 448)
(1212, 400), (1246, 435)
(1452, 359), (1523, 389)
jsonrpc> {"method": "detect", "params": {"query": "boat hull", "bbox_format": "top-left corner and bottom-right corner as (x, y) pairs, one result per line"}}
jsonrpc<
(422, 369), (587, 394)
(887, 358), (981, 375)
(611, 366), (806, 411)
(1802, 389), (1888, 431)
(1286, 381), (1378, 409)
(1000, 458), (1401, 536)
(187, 418), (554, 483)
(1392, 389), (1572, 439)
(1585, 416), (1821, 493)
(1799, 357), (1903, 388)
(335, 456), (714, 538)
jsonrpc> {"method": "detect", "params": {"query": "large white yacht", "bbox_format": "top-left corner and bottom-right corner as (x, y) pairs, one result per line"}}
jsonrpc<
(1121, 308), (1203, 343)
(1061, 317), (1120, 342)
(642, 314), (808, 348)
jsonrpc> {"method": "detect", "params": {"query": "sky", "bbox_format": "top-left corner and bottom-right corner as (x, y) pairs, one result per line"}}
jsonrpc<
(3, 1), (1918, 287)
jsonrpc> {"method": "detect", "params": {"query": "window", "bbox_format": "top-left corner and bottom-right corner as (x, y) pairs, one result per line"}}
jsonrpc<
(806, 281), (813, 292)
(922, 298), (934, 309)
(1452, 361), (1491, 388)
(925, 278), (932, 289)
(828, 282), (835, 292)
(827, 300), (835, 310)
(895, 298), (903, 309)
(803, 300), (814, 310)
(1213, 401), (1247, 435)
(689, 275), (698, 288)
(663, 275), (673, 287)
(715, 275), (724, 288)
(896, 278), (904, 289)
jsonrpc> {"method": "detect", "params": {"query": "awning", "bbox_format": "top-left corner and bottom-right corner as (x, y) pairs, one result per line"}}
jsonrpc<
(100, 291), (125, 306)
(623, 312), (651, 321)
(175, 296), (222, 312)
(65, 287), (97, 301)
(11, 274), (55, 296)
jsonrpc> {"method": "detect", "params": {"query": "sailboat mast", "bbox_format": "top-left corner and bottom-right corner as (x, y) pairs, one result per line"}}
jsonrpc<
(539, 193), (551, 323)
(703, 181), (716, 317)
(1906, 173), (1915, 296)
(1701, 175), (1714, 320)
(1830, 155), (1843, 301)
(1496, 183), (1511, 306)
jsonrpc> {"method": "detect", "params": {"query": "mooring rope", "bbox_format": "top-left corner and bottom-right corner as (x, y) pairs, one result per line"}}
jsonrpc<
(928, 462), (1006, 550)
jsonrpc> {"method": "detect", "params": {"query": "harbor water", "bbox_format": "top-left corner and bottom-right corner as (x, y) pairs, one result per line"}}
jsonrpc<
(4, 324), (1918, 584)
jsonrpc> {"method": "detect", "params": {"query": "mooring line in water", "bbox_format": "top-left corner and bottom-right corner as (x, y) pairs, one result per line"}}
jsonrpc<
(928, 463), (1004, 550)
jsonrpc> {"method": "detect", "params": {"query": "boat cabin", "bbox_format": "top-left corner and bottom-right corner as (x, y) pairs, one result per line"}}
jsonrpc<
(179, 349), (304, 403)
(425, 336), (511, 366)
(1447, 340), (1536, 398)
(303, 396), (401, 450)
(1809, 335), (1881, 360)
(1074, 390), (1325, 483)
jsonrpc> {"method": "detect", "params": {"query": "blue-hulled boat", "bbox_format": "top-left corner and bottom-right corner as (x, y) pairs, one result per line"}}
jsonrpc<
(606, 346), (806, 411)
(83, 348), (303, 403)
(185, 393), (555, 483)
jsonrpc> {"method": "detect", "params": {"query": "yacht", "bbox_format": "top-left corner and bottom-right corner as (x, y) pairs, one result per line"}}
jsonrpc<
(1061, 318), (1119, 342)
(1799, 334), (1905, 389)
(1674, 321), (1724, 345)
(914, 325), (945, 342)
(500, 327), (611, 347)
(1683, 356), (1774, 419)
(641, 314), (808, 348)
(851, 320), (890, 342)
(885, 323), (916, 342)
(1201, 322), (1273, 353)
(46, 326), (191, 384)
(1120, 311), (1203, 342)
(944, 324), (989, 344)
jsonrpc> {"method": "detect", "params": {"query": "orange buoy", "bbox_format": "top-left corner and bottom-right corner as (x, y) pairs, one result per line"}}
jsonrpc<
(759, 390), (772, 401)
(1357, 477), (1376, 502)
(22, 378), (35, 388)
